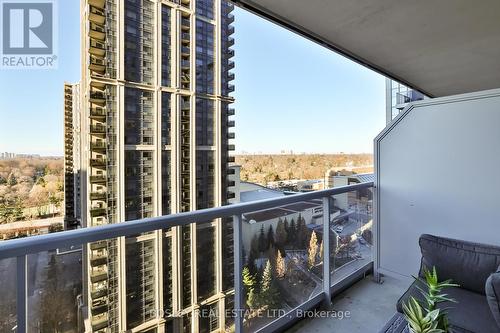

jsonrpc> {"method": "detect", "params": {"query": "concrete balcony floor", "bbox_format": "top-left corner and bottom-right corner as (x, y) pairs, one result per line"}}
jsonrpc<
(287, 275), (411, 333)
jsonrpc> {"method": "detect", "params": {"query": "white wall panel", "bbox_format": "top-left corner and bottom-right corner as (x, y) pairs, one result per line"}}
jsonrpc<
(375, 89), (500, 278)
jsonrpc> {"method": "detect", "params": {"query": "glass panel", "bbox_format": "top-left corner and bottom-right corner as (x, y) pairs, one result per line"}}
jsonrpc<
(242, 204), (323, 331)
(88, 238), (120, 331)
(180, 95), (191, 212)
(199, 302), (219, 333)
(0, 258), (16, 331)
(124, 88), (154, 146)
(196, 0), (215, 20)
(195, 98), (215, 147)
(182, 312), (192, 332)
(221, 1), (235, 97)
(27, 249), (83, 332)
(182, 225), (192, 308)
(224, 294), (235, 332)
(196, 150), (215, 209)
(179, 13), (191, 90)
(124, 0), (155, 84)
(195, 19), (215, 94)
(162, 92), (172, 146)
(197, 223), (216, 301)
(125, 235), (156, 329)
(222, 217), (234, 292)
(125, 150), (154, 221)
(161, 4), (172, 87)
(162, 150), (172, 215)
(163, 229), (173, 317)
(330, 187), (373, 286)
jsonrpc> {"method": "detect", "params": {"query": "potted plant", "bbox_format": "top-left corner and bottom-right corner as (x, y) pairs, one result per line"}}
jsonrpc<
(403, 267), (459, 333)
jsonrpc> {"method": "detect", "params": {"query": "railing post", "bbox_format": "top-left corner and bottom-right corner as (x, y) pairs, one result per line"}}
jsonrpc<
(233, 214), (243, 333)
(322, 196), (332, 307)
(17, 255), (27, 333)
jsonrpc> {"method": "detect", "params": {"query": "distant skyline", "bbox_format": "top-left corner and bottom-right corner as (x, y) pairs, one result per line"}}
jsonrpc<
(0, 3), (386, 156)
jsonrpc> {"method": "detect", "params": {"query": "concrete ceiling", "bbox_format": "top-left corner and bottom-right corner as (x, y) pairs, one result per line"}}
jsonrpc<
(234, 0), (500, 97)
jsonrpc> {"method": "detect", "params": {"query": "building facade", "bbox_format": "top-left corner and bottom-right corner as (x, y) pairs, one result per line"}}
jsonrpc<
(64, 82), (82, 229)
(80, 0), (235, 331)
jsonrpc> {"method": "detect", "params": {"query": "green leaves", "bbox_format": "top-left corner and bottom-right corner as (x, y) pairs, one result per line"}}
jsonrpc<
(403, 266), (458, 333)
(403, 297), (445, 333)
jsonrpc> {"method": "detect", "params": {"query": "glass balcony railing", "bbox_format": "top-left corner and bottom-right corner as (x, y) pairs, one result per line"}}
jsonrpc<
(0, 182), (373, 333)
(396, 89), (424, 105)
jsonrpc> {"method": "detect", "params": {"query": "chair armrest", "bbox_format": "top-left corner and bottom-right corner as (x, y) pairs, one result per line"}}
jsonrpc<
(485, 267), (500, 329)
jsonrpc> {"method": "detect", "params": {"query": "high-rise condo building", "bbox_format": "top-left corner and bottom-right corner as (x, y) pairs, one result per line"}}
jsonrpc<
(64, 82), (82, 230)
(80, 0), (235, 331)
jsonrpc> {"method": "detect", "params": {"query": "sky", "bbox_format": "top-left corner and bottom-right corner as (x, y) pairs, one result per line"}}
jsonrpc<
(0, 2), (386, 156)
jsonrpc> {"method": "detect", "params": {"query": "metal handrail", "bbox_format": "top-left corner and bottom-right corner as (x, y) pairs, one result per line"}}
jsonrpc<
(0, 182), (372, 259)
(2, 181), (373, 333)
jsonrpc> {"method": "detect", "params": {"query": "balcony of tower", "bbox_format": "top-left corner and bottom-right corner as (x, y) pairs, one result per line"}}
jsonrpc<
(88, 6), (105, 25)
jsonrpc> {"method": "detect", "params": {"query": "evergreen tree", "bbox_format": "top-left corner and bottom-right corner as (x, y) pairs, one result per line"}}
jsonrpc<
(258, 225), (267, 253)
(283, 217), (289, 245)
(247, 288), (259, 310)
(289, 218), (296, 246)
(266, 245), (277, 271)
(308, 230), (318, 269)
(259, 260), (280, 308)
(247, 251), (258, 277)
(242, 266), (255, 292)
(275, 218), (287, 250)
(250, 234), (259, 258)
(296, 216), (309, 249)
(242, 266), (258, 309)
(13, 198), (23, 221)
(266, 225), (275, 249)
(40, 254), (60, 331)
(6, 173), (17, 186)
(275, 250), (286, 279)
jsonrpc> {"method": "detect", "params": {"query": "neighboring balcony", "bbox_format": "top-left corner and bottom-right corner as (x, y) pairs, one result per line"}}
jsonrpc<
(89, 175), (107, 184)
(88, 0), (105, 9)
(90, 192), (106, 201)
(89, 23), (105, 41)
(90, 125), (106, 135)
(395, 89), (425, 110)
(90, 207), (106, 218)
(88, 7), (105, 26)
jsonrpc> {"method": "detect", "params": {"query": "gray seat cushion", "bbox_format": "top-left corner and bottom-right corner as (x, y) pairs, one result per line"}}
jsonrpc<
(397, 280), (498, 333)
(419, 234), (500, 295)
(485, 269), (500, 328)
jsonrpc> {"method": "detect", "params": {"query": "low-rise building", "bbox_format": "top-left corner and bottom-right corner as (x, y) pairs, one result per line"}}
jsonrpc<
(328, 173), (374, 213)
(0, 217), (63, 240)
